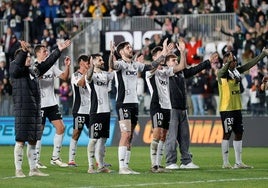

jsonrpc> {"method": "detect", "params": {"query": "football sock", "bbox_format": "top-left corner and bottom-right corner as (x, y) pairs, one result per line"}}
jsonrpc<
(52, 133), (63, 160)
(95, 138), (106, 168)
(156, 140), (164, 166)
(118, 146), (127, 169)
(14, 142), (24, 170)
(69, 138), (77, 162)
(27, 144), (36, 170)
(36, 140), (41, 162)
(124, 150), (131, 168)
(221, 139), (230, 164)
(150, 139), (158, 167)
(233, 140), (242, 164)
(87, 139), (97, 169)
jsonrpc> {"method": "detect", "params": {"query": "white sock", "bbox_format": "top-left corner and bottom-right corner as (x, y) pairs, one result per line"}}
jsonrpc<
(124, 150), (131, 168)
(150, 139), (158, 167)
(36, 140), (41, 162)
(27, 144), (37, 170)
(52, 133), (63, 160)
(118, 146), (127, 169)
(221, 139), (230, 164)
(156, 140), (164, 166)
(233, 140), (242, 164)
(14, 142), (24, 171)
(87, 139), (97, 169)
(95, 138), (106, 168)
(69, 139), (77, 162)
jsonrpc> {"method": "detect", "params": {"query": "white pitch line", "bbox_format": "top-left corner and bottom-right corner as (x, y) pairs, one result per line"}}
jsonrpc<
(73, 177), (268, 188)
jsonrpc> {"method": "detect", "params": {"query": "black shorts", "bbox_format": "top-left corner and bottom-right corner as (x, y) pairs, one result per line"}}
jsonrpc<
(73, 114), (90, 130)
(41, 105), (62, 125)
(151, 108), (170, 130)
(220, 110), (244, 135)
(116, 103), (138, 126)
(89, 112), (110, 139)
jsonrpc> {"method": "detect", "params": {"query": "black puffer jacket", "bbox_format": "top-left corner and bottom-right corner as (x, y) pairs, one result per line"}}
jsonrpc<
(9, 48), (61, 142)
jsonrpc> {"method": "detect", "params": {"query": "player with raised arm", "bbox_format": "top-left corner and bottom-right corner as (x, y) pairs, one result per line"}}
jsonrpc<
(146, 39), (186, 172)
(109, 40), (163, 174)
(35, 41), (71, 168)
(218, 48), (268, 169)
(68, 55), (91, 167)
(86, 54), (114, 173)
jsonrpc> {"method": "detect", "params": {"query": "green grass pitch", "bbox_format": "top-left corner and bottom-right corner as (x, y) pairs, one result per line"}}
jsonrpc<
(1, 146), (268, 188)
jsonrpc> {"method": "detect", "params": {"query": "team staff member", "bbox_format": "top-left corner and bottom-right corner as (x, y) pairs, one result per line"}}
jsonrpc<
(68, 55), (90, 167)
(218, 48), (268, 169)
(10, 39), (70, 177)
(35, 43), (71, 168)
(165, 51), (219, 170)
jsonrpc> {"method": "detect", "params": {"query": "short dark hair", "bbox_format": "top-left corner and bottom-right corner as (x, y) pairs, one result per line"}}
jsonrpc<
(151, 46), (162, 57)
(34, 44), (46, 55)
(77, 55), (89, 64)
(90, 53), (102, 60)
(116, 41), (130, 57)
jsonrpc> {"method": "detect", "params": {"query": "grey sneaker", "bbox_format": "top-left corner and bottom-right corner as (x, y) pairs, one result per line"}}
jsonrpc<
(29, 168), (49, 176)
(15, 170), (26, 178)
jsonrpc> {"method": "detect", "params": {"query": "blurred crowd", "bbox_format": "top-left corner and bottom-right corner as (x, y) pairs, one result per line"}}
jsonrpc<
(1, 0), (268, 116)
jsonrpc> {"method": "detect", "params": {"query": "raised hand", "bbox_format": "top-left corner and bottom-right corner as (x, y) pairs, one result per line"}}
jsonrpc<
(57, 39), (71, 51)
(110, 41), (116, 55)
(64, 56), (71, 66)
(19, 40), (31, 52)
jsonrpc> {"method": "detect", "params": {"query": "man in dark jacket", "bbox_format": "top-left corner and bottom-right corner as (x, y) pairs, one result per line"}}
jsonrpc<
(165, 52), (218, 170)
(9, 39), (71, 178)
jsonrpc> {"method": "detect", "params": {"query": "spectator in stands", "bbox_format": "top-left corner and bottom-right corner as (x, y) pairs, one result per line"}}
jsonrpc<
(151, 0), (166, 16)
(172, 0), (189, 14)
(238, 0), (257, 27)
(0, 75), (12, 116)
(14, 0), (29, 20)
(199, 0), (214, 14)
(59, 81), (71, 115)
(26, 0), (45, 43)
(185, 36), (202, 65)
(171, 26), (186, 43)
(41, 28), (56, 50)
(44, 0), (60, 23)
(6, 7), (23, 40)
(250, 76), (263, 116)
(0, 1), (7, 19)
(140, 0), (152, 16)
(216, 25), (245, 61)
(1, 0), (12, 19)
(0, 27), (20, 70)
(109, 0), (123, 30)
(188, 0), (200, 14)
(88, 0), (107, 18)
(149, 33), (163, 52)
(122, 0), (138, 18)
(80, 0), (91, 17)
(189, 70), (207, 116)
(152, 16), (180, 41)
